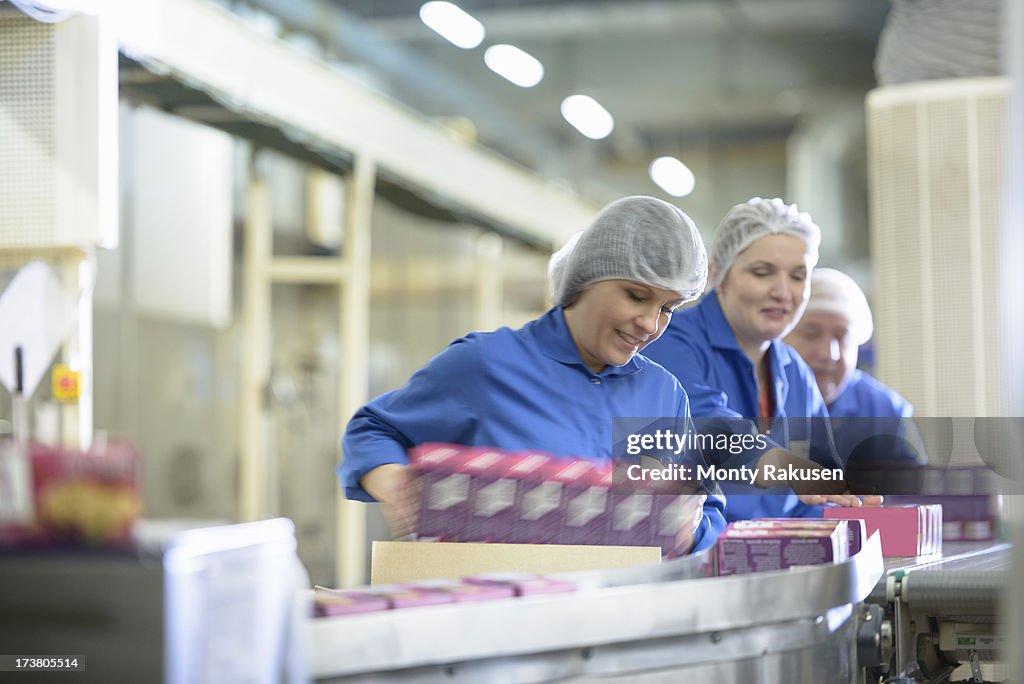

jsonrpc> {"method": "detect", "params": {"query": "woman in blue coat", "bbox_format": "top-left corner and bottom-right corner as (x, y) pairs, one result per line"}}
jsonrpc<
(341, 196), (726, 554)
(644, 198), (880, 521)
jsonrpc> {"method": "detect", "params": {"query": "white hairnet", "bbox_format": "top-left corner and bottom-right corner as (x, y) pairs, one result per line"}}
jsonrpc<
(804, 268), (874, 346)
(549, 196), (707, 307)
(709, 197), (821, 289)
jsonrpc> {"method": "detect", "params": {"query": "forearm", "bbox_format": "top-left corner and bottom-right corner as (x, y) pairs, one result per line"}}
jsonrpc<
(360, 463), (407, 504)
(340, 407), (414, 501)
(753, 448), (809, 487)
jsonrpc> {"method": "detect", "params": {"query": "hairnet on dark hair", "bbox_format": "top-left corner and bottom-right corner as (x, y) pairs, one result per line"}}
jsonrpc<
(549, 196), (707, 307)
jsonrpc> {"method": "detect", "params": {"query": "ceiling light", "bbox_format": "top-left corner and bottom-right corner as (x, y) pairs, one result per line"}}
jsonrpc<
(484, 44), (544, 88)
(419, 2), (485, 49)
(649, 156), (696, 197)
(560, 95), (614, 140)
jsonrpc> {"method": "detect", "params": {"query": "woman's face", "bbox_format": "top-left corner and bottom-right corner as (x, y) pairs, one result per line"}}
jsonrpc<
(717, 233), (813, 347)
(564, 280), (683, 373)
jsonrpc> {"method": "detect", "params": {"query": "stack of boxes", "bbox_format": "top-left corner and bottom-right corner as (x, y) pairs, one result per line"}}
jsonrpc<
(409, 443), (699, 556)
(886, 466), (1001, 542)
(824, 504), (942, 557)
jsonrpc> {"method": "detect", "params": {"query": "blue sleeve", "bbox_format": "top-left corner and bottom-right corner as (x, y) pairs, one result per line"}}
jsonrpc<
(639, 380), (726, 554)
(692, 491), (728, 552)
(789, 359), (839, 517)
(807, 384), (844, 469)
(645, 333), (726, 417)
(785, 355), (844, 470)
(339, 338), (483, 501)
(647, 336), (779, 469)
(675, 388), (729, 553)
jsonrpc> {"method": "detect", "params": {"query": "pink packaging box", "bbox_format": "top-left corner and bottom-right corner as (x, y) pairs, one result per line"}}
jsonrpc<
(735, 518), (865, 557)
(463, 449), (520, 543)
(649, 494), (691, 557)
(886, 494), (999, 541)
(464, 573), (577, 596)
(313, 589), (391, 617)
(493, 451), (553, 543)
(823, 505), (942, 557)
(409, 579), (517, 602)
(409, 444), (475, 540)
(361, 585), (458, 609)
(559, 462), (613, 546)
(716, 522), (848, 576)
(606, 491), (655, 548)
(515, 474), (566, 544)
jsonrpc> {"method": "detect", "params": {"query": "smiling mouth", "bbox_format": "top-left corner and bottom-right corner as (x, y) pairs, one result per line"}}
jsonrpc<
(761, 308), (790, 318)
(617, 330), (643, 347)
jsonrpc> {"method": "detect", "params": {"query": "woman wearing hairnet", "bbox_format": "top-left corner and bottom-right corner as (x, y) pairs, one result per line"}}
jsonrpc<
(340, 196), (726, 554)
(643, 197), (880, 521)
(784, 268), (927, 467)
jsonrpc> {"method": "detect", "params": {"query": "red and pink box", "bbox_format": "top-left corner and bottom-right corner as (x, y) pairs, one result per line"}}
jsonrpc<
(0, 440), (141, 549)
(731, 517), (866, 557)
(823, 504), (942, 557)
(716, 519), (850, 576)
(407, 443), (695, 555)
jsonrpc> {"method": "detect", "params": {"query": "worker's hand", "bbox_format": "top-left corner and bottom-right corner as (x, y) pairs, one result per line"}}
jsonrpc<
(673, 492), (707, 556)
(797, 493), (884, 507)
(757, 448), (853, 497)
(360, 463), (419, 538)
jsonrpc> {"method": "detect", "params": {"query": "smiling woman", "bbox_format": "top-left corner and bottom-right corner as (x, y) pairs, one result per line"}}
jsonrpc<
(716, 233), (811, 361)
(340, 195), (729, 555)
(644, 197), (880, 522)
(563, 280), (684, 372)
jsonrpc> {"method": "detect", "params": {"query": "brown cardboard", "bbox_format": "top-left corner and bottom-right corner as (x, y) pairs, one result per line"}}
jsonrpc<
(371, 540), (661, 584)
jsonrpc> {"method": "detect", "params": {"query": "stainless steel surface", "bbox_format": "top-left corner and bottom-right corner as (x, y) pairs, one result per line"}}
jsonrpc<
(315, 617), (861, 684)
(882, 542), (1011, 575)
(857, 604), (885, 668)
(309, 534), (884, 683)
(552, 543), (713, 590)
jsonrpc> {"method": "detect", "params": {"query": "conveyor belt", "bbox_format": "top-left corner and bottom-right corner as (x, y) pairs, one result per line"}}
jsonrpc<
(884, 542), (1010, 574)
(893, 544), (1010, 612)
(309, 535), (885, 683)
(868, 540), (1011, 602)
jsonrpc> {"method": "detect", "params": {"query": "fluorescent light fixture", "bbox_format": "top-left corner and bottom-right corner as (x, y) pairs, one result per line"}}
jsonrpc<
(649, 156), (696, 197)
(560, 95), (614, 140)
(484, 44), (544, 88)
(419, 2), (485, 49)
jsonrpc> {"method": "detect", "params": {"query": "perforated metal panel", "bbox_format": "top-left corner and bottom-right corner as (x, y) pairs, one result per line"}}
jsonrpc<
(0, 13), (56, 244)
(867, 78), (1009, 422)
(0, 10), (117, 248)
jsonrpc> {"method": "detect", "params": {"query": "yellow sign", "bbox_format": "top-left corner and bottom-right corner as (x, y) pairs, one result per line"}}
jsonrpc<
(52, 365), (80, 402)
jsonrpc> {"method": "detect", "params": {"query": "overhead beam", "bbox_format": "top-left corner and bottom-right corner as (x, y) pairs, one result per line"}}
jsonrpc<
(111, 0), (597, 248)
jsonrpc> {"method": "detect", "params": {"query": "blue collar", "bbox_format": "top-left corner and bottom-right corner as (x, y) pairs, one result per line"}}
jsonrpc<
(535, 307), (643, 377)
(698, 291), (792, 372)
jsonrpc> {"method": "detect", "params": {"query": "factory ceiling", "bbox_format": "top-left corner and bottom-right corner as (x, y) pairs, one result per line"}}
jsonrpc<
(237, 0), (890, 203)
